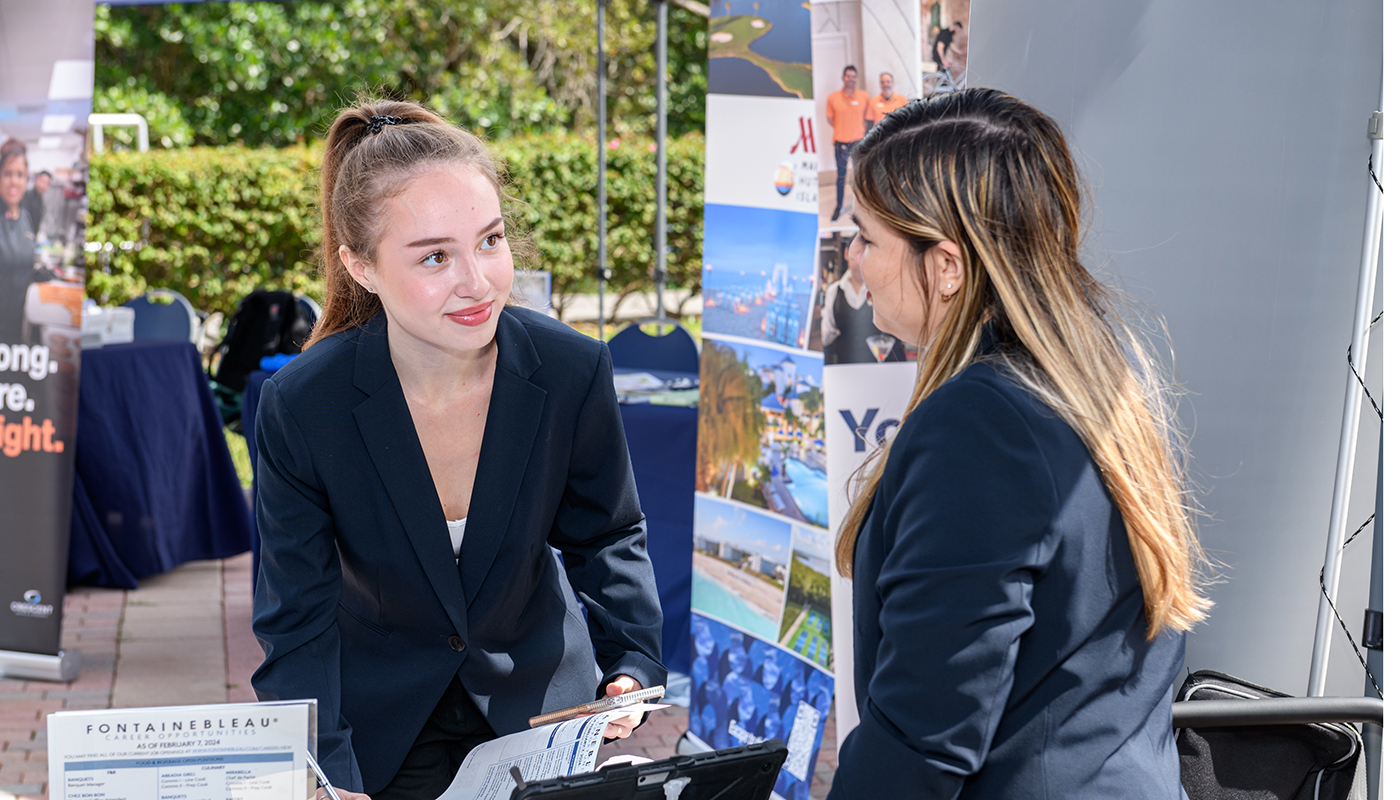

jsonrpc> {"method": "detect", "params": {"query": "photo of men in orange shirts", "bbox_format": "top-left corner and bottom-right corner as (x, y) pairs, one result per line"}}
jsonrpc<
(825, 65), (868, 222)
(865, 73), (908, 127)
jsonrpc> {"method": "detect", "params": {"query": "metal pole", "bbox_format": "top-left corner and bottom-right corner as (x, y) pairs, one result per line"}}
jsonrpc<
(654, 0), (669, 320)
(597, 0), (610, 340)
(1307, 90), (1384, 696)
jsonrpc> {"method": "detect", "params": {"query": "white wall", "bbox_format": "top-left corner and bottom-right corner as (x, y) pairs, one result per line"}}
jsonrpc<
(973, 0), (1384, 697)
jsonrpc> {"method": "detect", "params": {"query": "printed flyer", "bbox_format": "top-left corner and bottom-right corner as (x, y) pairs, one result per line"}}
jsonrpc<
(47, 701), (314, 800)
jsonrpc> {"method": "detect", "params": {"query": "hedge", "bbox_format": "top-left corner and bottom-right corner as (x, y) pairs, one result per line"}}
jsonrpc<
(86, 132), (705, 319)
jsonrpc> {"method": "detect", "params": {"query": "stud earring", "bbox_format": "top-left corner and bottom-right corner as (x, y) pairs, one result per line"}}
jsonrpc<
(940, 283), (956, 303)
(366, 286), (376, 294)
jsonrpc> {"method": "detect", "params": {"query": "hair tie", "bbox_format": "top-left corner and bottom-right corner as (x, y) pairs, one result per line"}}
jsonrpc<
(365, 115), (404, 134)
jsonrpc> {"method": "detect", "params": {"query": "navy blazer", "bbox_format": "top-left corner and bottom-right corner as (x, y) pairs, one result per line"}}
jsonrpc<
(828, 357), (1186, 799)
(251, 307), (666, 794)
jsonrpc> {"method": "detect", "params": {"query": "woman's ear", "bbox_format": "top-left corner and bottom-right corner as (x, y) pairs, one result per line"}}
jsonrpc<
(923, 240), (964, 298)
(339, 245), (374, 293)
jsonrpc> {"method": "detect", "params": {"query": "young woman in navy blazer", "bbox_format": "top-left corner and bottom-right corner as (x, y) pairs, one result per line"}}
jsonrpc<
(251, 100), (665, 800)
(826, 89), (1211, 798)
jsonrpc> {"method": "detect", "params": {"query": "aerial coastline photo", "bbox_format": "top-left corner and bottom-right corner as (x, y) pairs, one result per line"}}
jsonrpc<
(707, 0), (813, 99)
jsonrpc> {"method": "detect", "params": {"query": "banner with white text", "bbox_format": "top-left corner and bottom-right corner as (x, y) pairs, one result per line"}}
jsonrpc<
(0, 0), (92, 661)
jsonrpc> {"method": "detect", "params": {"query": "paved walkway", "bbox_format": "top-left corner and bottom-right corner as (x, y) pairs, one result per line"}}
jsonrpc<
(0, 554), (836, 799)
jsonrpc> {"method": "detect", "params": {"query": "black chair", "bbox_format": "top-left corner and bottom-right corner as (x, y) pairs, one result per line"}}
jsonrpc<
(607, 317), (699, 373)
(1173, 670), (1380, 799)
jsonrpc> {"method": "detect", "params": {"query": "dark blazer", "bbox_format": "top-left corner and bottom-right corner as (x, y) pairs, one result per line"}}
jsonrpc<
(828, 355), (1186, 799)
(251, 307), (666, 795)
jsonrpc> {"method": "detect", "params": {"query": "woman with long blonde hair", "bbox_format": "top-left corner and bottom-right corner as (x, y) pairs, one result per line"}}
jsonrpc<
(826, 89), (1209, 798)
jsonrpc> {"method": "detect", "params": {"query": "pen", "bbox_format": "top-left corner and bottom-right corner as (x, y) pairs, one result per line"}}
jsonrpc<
(308, 754), (342, 800)
(527, 685), (666, 728)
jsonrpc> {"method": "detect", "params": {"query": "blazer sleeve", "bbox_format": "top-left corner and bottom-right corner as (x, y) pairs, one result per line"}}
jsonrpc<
(548, 342), (667, 693)
(250, 380), (364, 793)
(829, 377), (1059, 799)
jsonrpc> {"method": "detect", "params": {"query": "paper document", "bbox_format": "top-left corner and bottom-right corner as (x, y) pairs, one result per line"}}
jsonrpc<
(613, 372), (667, 392)
(46, 700), (313, 800)
(435, 705), (668, 800)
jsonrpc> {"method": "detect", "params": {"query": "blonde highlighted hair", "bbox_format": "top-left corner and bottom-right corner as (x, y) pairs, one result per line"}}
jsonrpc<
(837, 89), (1210, 638)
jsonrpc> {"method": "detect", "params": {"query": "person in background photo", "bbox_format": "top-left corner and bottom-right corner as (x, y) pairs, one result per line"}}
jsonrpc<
(865, 73), (908, 129)
(931, 20), (960, 70)
(826, 65), (869, 222)
(252, 99), (665, 800)
(827, 89), (1208, 798)
(22, 170), (49, 239)
(944, 20), (969, 87)
(821, 254), (905, 365)
(0, 139), (37, 342)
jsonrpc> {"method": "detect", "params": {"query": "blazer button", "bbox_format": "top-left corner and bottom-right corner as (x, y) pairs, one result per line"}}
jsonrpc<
(448, 635), (466, 652)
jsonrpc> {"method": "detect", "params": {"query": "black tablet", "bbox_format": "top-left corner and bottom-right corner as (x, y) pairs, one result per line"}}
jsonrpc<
(508, 739), (788, 800)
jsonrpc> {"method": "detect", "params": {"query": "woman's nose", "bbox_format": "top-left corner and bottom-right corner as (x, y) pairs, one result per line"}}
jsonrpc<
(453, 259), (489, 298)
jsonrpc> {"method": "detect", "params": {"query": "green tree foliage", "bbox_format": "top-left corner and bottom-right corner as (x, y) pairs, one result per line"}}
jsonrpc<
(87, 145), (323, 311)
(696, 340), (767, 494)
(94, 0), (709, 150)
(86, 133), (705, 317)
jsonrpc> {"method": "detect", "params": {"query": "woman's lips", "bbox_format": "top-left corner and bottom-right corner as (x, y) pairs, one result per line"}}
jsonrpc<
(446, 301), (493, 327)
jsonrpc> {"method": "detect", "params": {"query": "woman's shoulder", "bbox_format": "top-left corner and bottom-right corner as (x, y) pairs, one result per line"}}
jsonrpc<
(888, 361), (1065, 486)
(904, 360), (1047, 437)
(893, 359), (1092, 500)
(502, 305), (608, 376)
(264, 325), (363, 405)
(504, 305), (601, 351)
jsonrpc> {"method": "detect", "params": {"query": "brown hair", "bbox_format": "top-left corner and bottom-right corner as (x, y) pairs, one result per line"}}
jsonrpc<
(0, 138), (25, 170)
(0, 139), (28, 213)
(837, 89), (1211, 638)
(306, 99), (510, 348)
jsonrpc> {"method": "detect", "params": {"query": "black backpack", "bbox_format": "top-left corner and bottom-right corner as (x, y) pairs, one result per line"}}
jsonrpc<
(208, 291), (315, 431)
(1176, 670), (1365, 799)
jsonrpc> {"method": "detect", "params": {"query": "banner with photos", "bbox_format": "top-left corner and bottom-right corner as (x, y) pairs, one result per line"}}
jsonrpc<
(0, 0), (93, 663)
(688, 0), (834, 796)
(807, 0), (973, 744)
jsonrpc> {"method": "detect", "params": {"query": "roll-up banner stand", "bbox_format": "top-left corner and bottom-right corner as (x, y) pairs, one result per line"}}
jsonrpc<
(685, 2), (833, 796)
(812, 0), (970, 744)
(0, 0), (93, 682)
(684, 0), (971, 778)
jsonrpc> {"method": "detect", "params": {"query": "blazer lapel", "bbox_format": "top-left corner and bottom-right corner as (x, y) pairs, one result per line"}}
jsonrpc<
(350, 316), (470, 639)
(459, 310), (545, 612)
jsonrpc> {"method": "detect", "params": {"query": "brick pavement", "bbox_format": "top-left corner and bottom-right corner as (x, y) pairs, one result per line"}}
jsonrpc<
(1, 554), (839, 799)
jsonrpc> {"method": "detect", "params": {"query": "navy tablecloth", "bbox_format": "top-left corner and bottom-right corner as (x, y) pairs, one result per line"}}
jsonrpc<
(68, 340), (254, 588)
(616, 370), (698, 677)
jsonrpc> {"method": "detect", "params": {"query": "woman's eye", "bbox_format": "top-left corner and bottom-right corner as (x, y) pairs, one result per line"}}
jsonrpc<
(483, 233), (504, 250)
(421, 250), (447, 266)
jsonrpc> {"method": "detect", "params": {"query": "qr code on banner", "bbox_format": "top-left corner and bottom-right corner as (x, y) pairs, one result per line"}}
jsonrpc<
(781, 701), (820, 779)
